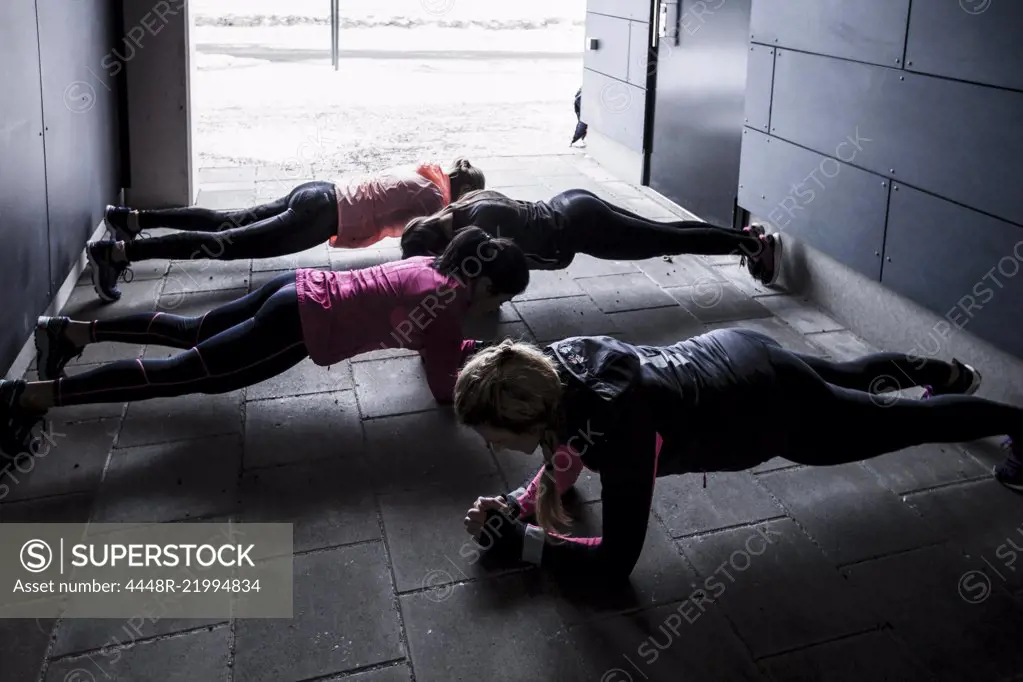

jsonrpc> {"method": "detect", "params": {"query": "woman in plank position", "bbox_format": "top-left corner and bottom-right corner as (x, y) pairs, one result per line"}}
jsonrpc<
(400, 189), (781, 285)
(87, 158), (486, 302)
(0, 228), (525, 458)
(453, 330), (1020, 581)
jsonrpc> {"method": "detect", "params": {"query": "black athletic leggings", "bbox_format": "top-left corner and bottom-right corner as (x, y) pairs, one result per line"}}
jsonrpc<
(755, 334), (1022, 465)
(554, 189), (762, 260)
(52, 273), (308, 406)
(124, 181), (338, 262)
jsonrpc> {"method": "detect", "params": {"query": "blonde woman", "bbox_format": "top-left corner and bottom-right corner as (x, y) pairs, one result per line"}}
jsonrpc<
(400, 188), (780, 283)
(87, 159), (485, 302)
(454, 330), (1019, 581)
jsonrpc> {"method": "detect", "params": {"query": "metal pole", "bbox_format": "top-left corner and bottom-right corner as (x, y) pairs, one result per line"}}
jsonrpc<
(331, 0), (340, 71)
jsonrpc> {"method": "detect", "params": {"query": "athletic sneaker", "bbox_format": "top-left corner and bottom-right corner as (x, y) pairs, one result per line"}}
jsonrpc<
(34, 316), (84, 380)
(0, 379), (45, 460)
(993, 438), (1023, 493)
(87, 240), (132, 303)
(740, 225), (782, 286)
(104, 205), (141, 242)
(921, 359), (982, 398)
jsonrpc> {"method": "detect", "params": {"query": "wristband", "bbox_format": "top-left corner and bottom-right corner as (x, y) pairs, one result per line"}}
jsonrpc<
(504, 488), (526, 519)
(522, 524), (545, 565)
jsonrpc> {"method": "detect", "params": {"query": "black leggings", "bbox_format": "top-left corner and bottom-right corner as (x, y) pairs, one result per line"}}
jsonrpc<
(759, 337), (1022, 465)
(554, 189), (761, 260)
(124, 181), (339, 262)
(53, 273), (308, 405)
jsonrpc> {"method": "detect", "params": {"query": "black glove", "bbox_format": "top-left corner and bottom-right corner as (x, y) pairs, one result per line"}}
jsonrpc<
(475, 508), (526, 562)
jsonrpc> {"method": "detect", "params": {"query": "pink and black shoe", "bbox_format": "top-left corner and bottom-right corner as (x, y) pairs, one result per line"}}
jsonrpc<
(740, 224), (783, 287)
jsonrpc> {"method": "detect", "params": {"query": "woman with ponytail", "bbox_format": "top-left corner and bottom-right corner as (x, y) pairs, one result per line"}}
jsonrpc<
(86, 158), (486, 302)
(401, 188), (781, 285)
(1, 228), (527, 457)
(456, 331), (1021, 583)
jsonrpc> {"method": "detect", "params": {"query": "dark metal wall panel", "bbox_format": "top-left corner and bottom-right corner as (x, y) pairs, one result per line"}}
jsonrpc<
(588, 0), (651, 22)
(749, 0), (909, 67)
(584, 12), (633, 82)
(627, 20), (650, 87)
(771, 49), (1023, 226)
(743, 44), (774, 133)
(0, 0), (53, 373)
(37, 0), (122, 293)
(581, 69), (646, 151)
(647, 0), (751, 227)
(738, 129), (887, 280)
(905, 0), (1023, 92)
(882, 184), (1023, 359)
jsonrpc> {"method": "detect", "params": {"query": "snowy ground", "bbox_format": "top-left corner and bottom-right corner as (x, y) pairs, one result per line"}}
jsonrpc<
(190, 0), (587, 174)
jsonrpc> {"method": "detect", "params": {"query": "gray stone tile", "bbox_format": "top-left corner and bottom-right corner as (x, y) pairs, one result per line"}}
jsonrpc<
(195, 188), (256, 210)
(253, 244), (331, 272)
(44, 625), (232, 682)
(759, 295), (844, 334)
(0, 492), (94, 524)
(906, 479), (1023, 595)
(63, 279), (163, 321)
(150, 288), (250, 335)
(844, 545), (1023, 682)
(2, 418), (116, 502)
(198, 166), (256, 184)
(329, 247), (400, 273)
(248, 266), (325, 293)
(679, 519), (880, 658)
(759, 630), (935, 682)
(757, 464), (940, 566)
(706, 318), (826, 356)
(539, 174), (612, 198)
(462, 312), (530, 343)
(0, 619), (52, 682)
(654, 472), (786, 537)
(713, 261), (778, 298)
(603, 180), (646, 200)
(238, 458), (379, 554)
(622, 196), (681, 219)
(489, 184), (553, 202)
(70, 339), (146, 368)
(349, 347), (419, 363)
(555, 502), (700, 619)
(52, 617), (226, 659)
(516, 296), (618, 342)
(117, 391), (243, 448)
(862, 443), (988, 495)
(82, 257), (169, 284)
(254, 164), (314, 182)
(401, 573), (587, 682)
(254, 178), (314, 200)
(234, 543), (402, 682)
(380, 473), (506, 593)
(668, 282), (773, 323)
(609, 306), (706, 347)
(485, 168), (546, 187)
(353, 356), (440, 419)
(363, 410), (498, 494)
(635, 254), (724, 288)
(564, 254), (639, 278)
(568, 602), (764, 682)
(752, 457), (802, 474)
(165, 259), (251, 295)
(245, 359), (354, 401)
(806, 330), (879, 361)
(319, 666), (411, 682)
(576, 273), (678, 313)
(244, 390), (363, 469)
(573, 159), (619, 182)
(513, 269), (585, 301)
(92, 436), (241, 523)
(700, 253), (741, 266)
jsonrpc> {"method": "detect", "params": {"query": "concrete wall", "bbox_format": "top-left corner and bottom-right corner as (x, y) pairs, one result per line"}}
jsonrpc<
(0, 0), (123, 376)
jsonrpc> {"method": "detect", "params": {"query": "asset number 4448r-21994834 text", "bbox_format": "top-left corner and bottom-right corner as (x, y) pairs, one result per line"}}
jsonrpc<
(124, 579), (261, 593)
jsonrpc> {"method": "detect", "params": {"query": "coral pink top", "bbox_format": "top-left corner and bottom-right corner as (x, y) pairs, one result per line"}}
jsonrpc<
(331, 163), (452, 249)
(294, 257), (475, 402)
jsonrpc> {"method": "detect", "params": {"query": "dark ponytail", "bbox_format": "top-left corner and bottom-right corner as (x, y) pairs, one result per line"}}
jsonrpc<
(448, 157), (486, 199)
(432, 226), (529, 297)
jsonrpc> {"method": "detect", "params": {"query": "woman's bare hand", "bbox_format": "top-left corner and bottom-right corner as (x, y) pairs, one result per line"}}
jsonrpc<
(463, 496), (509, 538)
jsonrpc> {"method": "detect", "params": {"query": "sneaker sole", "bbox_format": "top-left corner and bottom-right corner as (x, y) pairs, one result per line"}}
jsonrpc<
(33, 323), (53, 381)
(962, 364), (982, 396)
(86, 246), (119, 303)
(764, 232), (782, 287)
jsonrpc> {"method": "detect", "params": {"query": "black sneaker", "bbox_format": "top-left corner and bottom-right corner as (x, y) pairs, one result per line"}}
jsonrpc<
(0, 379), (45, 460)
(34, 316), (84, 380)
(922, 359), (982, 398)
(86, 241), (132, 303)
(740, 225), (782, 286)
(994, 438), (1022, 493)
(104, 205), (141, 242)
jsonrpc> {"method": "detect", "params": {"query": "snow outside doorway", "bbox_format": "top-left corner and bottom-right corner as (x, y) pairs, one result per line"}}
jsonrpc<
(190, 0), (587, 180)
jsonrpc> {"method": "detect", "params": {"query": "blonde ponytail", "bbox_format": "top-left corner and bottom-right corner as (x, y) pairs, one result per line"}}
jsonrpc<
(536, 431), (572, 532)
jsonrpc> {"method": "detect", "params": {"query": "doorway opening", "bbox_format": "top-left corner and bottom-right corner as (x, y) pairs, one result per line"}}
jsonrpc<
(189, 0), (586, 204)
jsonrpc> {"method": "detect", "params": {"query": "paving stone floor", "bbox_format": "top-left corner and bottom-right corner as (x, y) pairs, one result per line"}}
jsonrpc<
(4, 153), (1023, 681)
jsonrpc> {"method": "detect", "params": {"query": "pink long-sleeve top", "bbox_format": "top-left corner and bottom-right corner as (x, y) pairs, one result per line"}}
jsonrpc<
(294, 257), (475, 402)
(330, 163), (452, 249)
